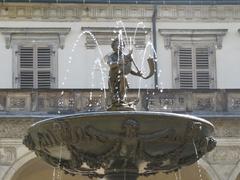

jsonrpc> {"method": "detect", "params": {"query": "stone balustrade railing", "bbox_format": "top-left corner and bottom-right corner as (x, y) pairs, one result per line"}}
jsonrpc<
(0, 89), (239, 115)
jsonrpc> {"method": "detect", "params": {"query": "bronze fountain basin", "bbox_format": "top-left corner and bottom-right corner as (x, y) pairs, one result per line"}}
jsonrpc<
(23, 111), (216, 179)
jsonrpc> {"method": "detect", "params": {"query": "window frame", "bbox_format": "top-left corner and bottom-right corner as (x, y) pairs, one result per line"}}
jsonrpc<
(0, 27), (71, 89)
(172, 42), (216, 89)
(159, 29), (227, 89)
(13, 41), (58, 89)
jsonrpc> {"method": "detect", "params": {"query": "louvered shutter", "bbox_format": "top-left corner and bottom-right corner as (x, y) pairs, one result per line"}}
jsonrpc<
(37, 47), (52, 89)
(17, 45), (54, 89)
(178, 48), (193, 88)
(19, 47), (34, 88)
(196, 47), (210, 89)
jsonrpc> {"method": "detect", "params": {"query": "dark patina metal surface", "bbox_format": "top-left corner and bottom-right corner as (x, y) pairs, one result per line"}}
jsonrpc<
(23, 111), (216, 179)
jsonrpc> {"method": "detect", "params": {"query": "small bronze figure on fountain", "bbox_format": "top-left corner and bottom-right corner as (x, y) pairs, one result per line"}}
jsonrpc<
(107, 37), (154, 111)
(107, 38), (142, 109)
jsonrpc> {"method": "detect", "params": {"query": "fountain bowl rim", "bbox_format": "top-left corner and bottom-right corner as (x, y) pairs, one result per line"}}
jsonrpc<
(30, 111), (214, 130)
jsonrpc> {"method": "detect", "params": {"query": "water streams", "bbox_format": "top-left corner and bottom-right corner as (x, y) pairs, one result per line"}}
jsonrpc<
(52, 143), (63, 180)
(193, 139), (204, 180)
(174, 169), (182, 180)
(59, 31), (108, 112)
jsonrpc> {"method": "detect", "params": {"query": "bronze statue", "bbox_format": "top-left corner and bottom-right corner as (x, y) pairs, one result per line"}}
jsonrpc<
(107, 37), (155, 110)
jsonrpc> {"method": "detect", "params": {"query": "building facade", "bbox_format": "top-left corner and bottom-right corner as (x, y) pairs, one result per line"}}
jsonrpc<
(0, 1), (240, 180)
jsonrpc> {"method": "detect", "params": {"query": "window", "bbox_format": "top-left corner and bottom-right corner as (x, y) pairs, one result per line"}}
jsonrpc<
(174, 44), (215, 89)
(159, 29), (227, 89)
(0, 27), (71, 89)
(17, 45), (55, 89)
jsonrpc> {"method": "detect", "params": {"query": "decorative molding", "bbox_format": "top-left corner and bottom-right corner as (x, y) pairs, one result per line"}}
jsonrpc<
(215, 138), (240, 146)
(213, 120), (240, 138)
(0, 4), (239, 22)
(0, 89), (239, 115)
(147, 93), (186, 112)
(0, 147), (17, 165)
(0, 27), (71, 49)
(0, 4), (153, 21)
(205, 146), (240, 164)
(229, 160), (240, 180)
(196, 97), (214, 111)
(228, 93), (240, 112)
(2, 152), (36, 180)
(158, 5), (240, 21)
(159, 29), (228, 49)
(6, 94), (31, 112)
(0, 119), (37, 138)
(81, 27), (151, 49)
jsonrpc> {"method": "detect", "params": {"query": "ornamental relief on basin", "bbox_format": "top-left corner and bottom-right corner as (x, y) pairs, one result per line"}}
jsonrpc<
(23, 117), (216, 178)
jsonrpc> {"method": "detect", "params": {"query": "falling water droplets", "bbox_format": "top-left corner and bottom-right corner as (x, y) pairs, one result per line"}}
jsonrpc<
(175, 172), (178, 180)
(177, 169), (182, 180)
(193, 139), (203, 180)
(52, 168), (56, 180)
(89, 92), (93, 101)
(52, 144), (63, 180)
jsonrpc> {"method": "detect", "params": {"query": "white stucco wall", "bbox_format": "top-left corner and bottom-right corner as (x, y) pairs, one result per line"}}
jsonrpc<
(0, 20), (239, 89)
(0, 34), (12, 88)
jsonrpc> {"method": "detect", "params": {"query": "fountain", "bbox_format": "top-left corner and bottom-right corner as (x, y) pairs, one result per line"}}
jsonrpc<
(23, 33), (216, 180)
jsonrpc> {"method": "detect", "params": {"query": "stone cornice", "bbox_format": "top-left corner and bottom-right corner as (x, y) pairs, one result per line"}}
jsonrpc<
(0, 27), (71, 49)
(0, 4), (239, 22)
(81, 27), (151, 49)
(159, 29), (228, 49)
